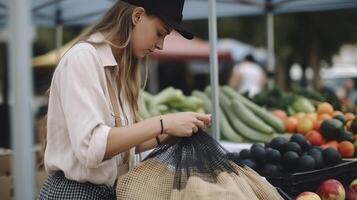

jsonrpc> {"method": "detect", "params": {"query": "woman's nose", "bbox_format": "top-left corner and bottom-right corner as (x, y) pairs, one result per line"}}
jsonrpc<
(155, 38), (164, 50)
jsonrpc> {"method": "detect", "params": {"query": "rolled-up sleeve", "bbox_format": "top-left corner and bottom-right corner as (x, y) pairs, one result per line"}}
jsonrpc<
(56, 48), (111, 168)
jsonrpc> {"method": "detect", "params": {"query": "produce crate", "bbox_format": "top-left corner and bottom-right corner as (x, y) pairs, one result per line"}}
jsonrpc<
(264, 160), (357, 198)
(0, 151), (11, 176)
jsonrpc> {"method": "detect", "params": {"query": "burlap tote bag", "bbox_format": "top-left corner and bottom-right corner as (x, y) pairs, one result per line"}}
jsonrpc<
(116, 130), (283, 200)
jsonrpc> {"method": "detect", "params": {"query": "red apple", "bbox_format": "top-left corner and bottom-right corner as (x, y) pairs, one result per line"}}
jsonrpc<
(347, 179), (357, 200)
(273, 109), (287, 121)
(347, 187), (357, 200)
(316, 179), (345, 200)
(350, 179), (357, 190)
(295, 191), (321, 200)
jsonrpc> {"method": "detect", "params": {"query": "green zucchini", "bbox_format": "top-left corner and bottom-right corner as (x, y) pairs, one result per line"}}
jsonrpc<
(219, 109), (243, 142)
(169, 96), (203, 111)
(231, 99), (274, 135)
(192, 90), (212, 113)
(206, 87), (273, 143)
(222, 86), (285, 133)
(138, 92), (151, 119)
(287, 105), (296, 116)
(195, 89), (242, 142)
(152, 87), (185, 105)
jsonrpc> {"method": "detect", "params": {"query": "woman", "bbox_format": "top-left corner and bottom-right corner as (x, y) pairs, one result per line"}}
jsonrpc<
(38, 0), (211, 199)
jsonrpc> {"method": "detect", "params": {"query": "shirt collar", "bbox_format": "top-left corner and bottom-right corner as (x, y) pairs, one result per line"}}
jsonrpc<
(86, 32), (118, 68)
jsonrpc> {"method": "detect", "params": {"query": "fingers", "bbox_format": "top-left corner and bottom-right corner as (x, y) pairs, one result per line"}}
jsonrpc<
(194, 113), (211, 124)
(167, 112), (212, 137)
(187, 112), (212, 133)
(183, 126), (195, 137)
(193, 119), (205, 130)
(192, 113), (211, 129)
(192, 126), (198, 134)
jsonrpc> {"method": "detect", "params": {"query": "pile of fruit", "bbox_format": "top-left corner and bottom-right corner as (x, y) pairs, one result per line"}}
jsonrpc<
(228, 134), (343, 175)
(275, 102), (357, 158)
(296, 178), (357, 200)
(141, 86), (357, 156)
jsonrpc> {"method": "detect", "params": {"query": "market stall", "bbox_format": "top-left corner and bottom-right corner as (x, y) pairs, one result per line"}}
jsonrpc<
(2, 0), (357, 199)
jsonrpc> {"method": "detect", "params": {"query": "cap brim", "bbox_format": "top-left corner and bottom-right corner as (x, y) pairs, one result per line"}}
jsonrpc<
(159, 16), (194, 40)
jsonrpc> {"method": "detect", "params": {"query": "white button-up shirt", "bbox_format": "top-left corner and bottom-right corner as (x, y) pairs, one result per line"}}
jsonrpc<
(44, 32), (136, 186)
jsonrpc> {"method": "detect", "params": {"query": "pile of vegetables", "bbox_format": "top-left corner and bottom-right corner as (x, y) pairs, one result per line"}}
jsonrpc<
(139, 86), (287, 143)
(139, 87), (205, 119)
(194, 86), (286, 143)
(252, 86), (318, 116)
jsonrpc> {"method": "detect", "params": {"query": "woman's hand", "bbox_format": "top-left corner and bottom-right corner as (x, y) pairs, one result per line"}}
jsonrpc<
(162, 112), (211, 137)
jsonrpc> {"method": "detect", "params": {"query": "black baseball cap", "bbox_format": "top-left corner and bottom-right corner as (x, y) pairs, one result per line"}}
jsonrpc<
(121, 0), (194, 40)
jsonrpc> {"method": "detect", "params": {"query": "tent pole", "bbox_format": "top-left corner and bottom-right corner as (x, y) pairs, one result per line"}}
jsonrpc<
(9, 0), (35, 199)
(147, 58), (159, 94)
(267, 11), (275, 73)
(208, 0), (220, 141)
(56, 25), (63, 62)
(55, 3), (63, 62)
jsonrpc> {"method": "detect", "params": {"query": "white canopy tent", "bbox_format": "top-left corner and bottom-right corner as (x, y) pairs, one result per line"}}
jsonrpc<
(3, 0), (357, 198)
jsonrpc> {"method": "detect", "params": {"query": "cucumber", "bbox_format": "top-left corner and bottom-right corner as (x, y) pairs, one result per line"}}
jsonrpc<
(152, 87), (185, 105)
(142, 91), (161, 116)
(138, 92), (151, 119)
(195, 89), (242, 142)
(192, 90), (212, 113)
(141, 91), (153, 107)
(148, 106), (161, 116)
(287, 105), (296, 116)
(206, 87), (273, 143)
(157, 104), (169, 113)
(171, 96), (203, 111)
(222, 86), (285, 133)
(219, 109), (243, 142)
(231, 99), (274, 135)
(192, 90), (214, 135)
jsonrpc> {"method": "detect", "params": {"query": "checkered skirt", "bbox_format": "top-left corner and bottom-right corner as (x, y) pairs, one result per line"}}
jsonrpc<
(38, 171), (116, 200)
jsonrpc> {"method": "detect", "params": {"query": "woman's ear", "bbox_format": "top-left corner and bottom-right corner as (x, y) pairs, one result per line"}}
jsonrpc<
(132, 7), (145, 26)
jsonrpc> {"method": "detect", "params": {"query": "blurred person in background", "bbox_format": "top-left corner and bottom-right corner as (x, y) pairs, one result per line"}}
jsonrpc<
(38, 0), (211, 199)
(340, 78), (357, 112)
(316, 79), (341, 110)
(343, 78), (357, 104)
(228, 54), (266, 97)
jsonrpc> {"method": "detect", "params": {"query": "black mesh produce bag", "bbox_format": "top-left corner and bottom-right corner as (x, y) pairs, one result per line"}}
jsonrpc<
(116, 129), (283, 200)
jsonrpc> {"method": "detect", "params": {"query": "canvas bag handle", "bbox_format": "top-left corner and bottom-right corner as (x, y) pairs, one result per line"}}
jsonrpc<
(105, 70), (130, 176)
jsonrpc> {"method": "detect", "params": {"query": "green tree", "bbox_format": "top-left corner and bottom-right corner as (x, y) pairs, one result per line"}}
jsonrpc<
(186, 9), (357, 90)
(275, 9), (357, 89)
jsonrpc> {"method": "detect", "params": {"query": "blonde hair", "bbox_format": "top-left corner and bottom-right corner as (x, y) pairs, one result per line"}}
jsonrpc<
(39, 1), (149, 168)
(79, 0), (149, 122)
